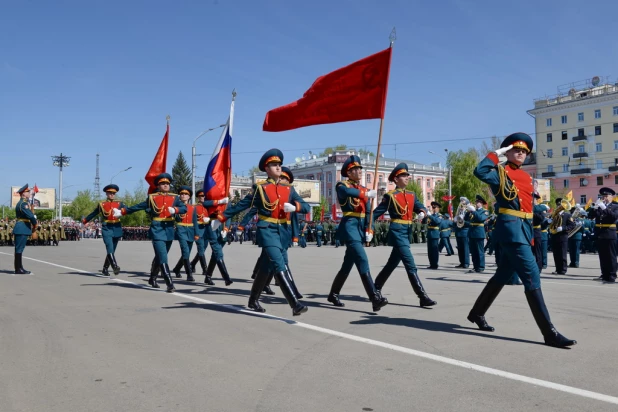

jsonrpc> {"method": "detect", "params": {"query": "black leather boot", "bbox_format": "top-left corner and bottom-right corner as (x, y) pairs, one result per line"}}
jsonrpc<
(160, 263), (175, 293)
(407, 270), (436, 307)
(216, 259), (233, 286)
(108, 253), (121, 275)
(148, 258), (159, 288)
(525, 288), (577, 348)
(172, 257), (183, 278)
(14, 253), (30, 274)
(101, 255), (110, 276)
(285, 264), (302, 299)
(198, 255), (207, 275)
(204, 258), (216, 285)
(328, 271), (349, 307)
(251, 258), (261, 280)
(190, 254), (199, 273)
(360, 272), (388, 312)
(275, 270), (307, 316)
(374, 266), (393, 293)
(248, 269), (270, 313)
(263, 272), (276, 295)
(467, 279), (504, 332)
(183, 258), (195, 282)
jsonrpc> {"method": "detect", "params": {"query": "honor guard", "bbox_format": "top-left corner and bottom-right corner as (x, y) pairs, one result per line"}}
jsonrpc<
(327, 155), (387, 312)
(588, 187), (618, 283)
(372, 163), (436, 307)
(426, 202), (443, 269)
(468, 133), (576, 347)
(549, 197), (576, 275)
(171, 186), (199, 282)
(188, 189), (211, 278)
(83, 184), (127, 276)
(465, 195), (489, 273)
(117, 173), (187, 292)
(13, 184), (37, 274)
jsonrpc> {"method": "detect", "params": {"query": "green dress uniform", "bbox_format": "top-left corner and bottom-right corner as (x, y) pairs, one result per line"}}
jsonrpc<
(465, 196), (489, 273)
(532, 196), (547, 271)
(438, 216), (454, 255)
(121, 173), (187, 292)
(453, 218), (470, 268)
(316, 222), (323, 247)
(83, 184), (127, 276)
(171, 186), (199, 282)
(327, 155), (388, 312)
(426, 204), (443, 269)
(467, 133), (576, 348)
(371, 164), (436, 307)
(13, 184), (37, 274)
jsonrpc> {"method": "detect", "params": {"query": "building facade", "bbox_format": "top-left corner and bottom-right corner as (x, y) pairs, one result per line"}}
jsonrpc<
(528, 76), (618, 205)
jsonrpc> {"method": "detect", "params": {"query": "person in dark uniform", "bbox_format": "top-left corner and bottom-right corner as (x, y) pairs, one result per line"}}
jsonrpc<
(83, 184), (128, 276)
(171, 186), (199, 282)
(327, 155), (387, 312)
(426, 202), (442, 269)
(549, 198), (576, 275)
(316, 221), (323, 247)
(13, 184), (37, 274)
(189, 189), (211, 277)
(568, 207), (584, 268)
(467, 133), (576, 348)
(588, 187), (618, 283)
(531, 193), (549, 272)
(453, 204), (470, 269)
(202, 197), (233, 286)
(438, 214), (454, 256)
(465, 195), (489, 273)
(372, 163), (436, 307)
(116, 173), (186, 292)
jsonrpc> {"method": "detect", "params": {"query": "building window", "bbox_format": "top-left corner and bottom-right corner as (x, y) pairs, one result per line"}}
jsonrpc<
(614, 106), (618, 116)
(546, 133), (553, 142)
(595, 109), (601, 119)
(580, 178), (585, 187)
(595, 125), (602, 135)
(615, 175), (618, 185)
(379, 175), (384, 183)
(597, 176), (603, 185)
(596, 160), (603, 170)
(561, 147), (568, 156)
(579, 145), (585, 153)
(327, 172), (332, 182)
(547, 149), (553, 158)
(561, 115), (567, 124)
(578, 128), (585, 137)
(546, 118), (552, 127)
(563, 179), (569, 188)
(596, 143), (602, 152)
(614, 123), (618, 133)
(580, 194), (587, 204)
(562, 164), (569, 172)
(561, 131), (568, 140)
(547, 165), (553, 172)
(615, 140), (618, 150)
(578, 112), (584, 122)
(366, 174), (371, 184)
(426, 192), (431, 201)
(328, 188), (332, 197)
(426, 179), (430, 188)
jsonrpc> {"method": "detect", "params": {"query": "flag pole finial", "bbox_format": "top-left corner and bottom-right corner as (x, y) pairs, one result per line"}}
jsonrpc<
(389, 27), (397, 46)
(166, 114), (171, 123)
(231, 88), (237, 101)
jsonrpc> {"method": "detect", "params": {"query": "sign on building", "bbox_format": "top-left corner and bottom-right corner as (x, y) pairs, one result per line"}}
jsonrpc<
(11, 186), (56, 210)
(292, 179), (321, 204)
(534, 178), (551, 202)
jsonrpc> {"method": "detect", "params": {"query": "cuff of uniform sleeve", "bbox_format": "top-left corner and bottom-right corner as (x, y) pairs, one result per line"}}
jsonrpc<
(214, 199), (219, 205)
(194, 235), (200, 241)
(174, 207), (179, 214)
(82, 219), (87, 224)
(358, 187), (367, 200)
(295, 201), (301, 212)
(366, 229), (373, 235)
(293, 237), (298, 242)
(121, 208), (127, 216)
(217, 214), (227, 223)
(487, 152), (499, 165)
(238, 226), (244, 231)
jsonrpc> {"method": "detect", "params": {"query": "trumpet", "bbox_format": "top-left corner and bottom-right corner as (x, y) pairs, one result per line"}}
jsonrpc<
(455, 197), (470, 228)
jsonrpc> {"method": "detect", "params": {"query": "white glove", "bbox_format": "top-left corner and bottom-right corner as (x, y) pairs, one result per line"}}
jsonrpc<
(555, 226), (563, 232)
(203, 216), (211, 223)
(235, 230), (243, 238)
(211, 220), (221, 230)
(221, 229), (228, 239)
(218, 197), (229, 205)
(283, 202), (296, 213)
(559, 210), (564, 215)
(494, 145), (513, 156)
(366, 190), (377, 199)
(167, 207), (176, 215)
(293, 241), (298, 247)
(417, 212), (425, 220)
(467, 204), (476, 212)
(33, 214), (38, 219)
(598, 202), (607, 210)
(112, 208), (122, 218)
(365, 232), (373, 242)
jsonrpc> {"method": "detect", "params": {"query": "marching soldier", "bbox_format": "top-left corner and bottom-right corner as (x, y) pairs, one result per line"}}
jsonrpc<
(189, 189), (211, 278)
(588, 187), (618, 283)
(83, 184), (128, 276)
(316, 220), (323, 247)
(327, 155), (387, 312)
(13, 184), (37, 274)
(299, 220), (308, 248)
(201, 197), (233, 286)
(372, 163), (436, 307)
(467, 132), (576, 347)
(465, 195), (489, 273)
(171, 186), (200, 282)
(550, 198), (576, 275)
(426, 202), (443, 269)
(116, 173), (187, 292)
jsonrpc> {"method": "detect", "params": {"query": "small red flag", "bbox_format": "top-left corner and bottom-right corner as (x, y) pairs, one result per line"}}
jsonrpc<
(33, 184), (39, 194)
(320, 207), (325, 222)
(145, 122), (169, 194)
(263, 47), (392, 132)
(331, 203), (338, 222)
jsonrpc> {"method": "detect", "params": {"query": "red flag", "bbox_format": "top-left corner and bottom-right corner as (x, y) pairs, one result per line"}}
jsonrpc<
(448, 202), (453, 218)
(331, 203), (338, 222)
(320, 207), (325, 222)
(33, 184), (39, 194)
(145, 122), (169, 194)
(263, 47), (392, 132)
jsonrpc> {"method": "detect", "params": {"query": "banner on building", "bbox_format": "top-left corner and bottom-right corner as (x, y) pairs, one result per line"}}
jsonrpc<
(292, 179), (321, 204)
(11, 186), (56, 210)
(534, 178), (551, 202)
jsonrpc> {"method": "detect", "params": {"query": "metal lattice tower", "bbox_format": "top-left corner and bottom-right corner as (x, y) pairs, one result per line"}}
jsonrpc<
(94, 153), (100, 194)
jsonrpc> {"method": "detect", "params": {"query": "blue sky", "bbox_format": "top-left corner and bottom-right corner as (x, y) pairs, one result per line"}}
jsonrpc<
(2, 0), (617, 204)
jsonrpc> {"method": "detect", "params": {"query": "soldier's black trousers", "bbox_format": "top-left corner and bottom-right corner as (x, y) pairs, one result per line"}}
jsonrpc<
(568, 238), (581, 266)
(533, 233), (543, 271)
(456, 236), (469, 267)
(551, 235), (568, 274)
(598, 239), (617, 281)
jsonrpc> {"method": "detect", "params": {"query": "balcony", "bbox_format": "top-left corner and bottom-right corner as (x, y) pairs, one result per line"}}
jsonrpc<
(609, 166), (618, 172)
(571, 168), (591, 175)
(572, 135), (587, 142)
(573, 152), (588, 159)
(541, 172), (556, 178)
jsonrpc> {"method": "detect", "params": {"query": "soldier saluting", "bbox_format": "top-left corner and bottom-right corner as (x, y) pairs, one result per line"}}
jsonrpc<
(13, 184), (37, 274)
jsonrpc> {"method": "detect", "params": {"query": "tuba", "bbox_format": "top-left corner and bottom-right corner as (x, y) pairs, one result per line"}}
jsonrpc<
(455, 197), (470, 228)
(567, 204), (583, 238)
(549, 198), (571, 235)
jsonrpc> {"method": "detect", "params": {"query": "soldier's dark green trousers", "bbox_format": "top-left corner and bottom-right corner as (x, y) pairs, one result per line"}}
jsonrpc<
(153, 240), (173, 264)
(337, 241), (370, 274)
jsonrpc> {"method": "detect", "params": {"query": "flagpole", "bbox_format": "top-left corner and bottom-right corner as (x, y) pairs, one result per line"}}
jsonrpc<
(368, 28), (396, 236)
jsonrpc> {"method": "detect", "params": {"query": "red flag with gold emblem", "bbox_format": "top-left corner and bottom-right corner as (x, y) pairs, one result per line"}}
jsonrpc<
(145, 122), (169, 194)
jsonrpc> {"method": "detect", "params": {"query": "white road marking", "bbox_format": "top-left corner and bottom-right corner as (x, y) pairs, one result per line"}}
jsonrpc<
(2, 252), (618, 406)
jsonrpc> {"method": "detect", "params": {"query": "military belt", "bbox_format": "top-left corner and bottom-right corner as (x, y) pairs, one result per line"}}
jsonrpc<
(470, 223), (484, 226)
(343, 212), (365, 218)
(533, 225), (541, 229)
(541, 229), (548, 233)
(440, 229), (450, 232)
(17, 218), (30, 222)
(259, 216), (287, 224)
(428, 226), (439, 230)
(177, 223), (194, 227)
(499, 208), (533, 219)
(104, 220), (120, 223)
(153, 217), (174, 222)
(391, 219), (412, 224)
(596, 224), (616, 228)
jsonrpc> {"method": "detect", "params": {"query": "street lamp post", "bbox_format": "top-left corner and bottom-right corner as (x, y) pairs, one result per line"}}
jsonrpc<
(429, 149), (452, 216)
(191, 124), (226, 204)
(52, 153), (71, 221)
(111, 166), (133, 183)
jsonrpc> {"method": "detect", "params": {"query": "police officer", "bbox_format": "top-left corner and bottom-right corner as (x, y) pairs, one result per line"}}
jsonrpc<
(83, 184), (127, 276)
(467, 132), (575, 347)
(426, 202), (442, 269)
(327, 155), (387, 312)
(13, 184), (37, 274)
(588, 187), (618, 283)
(372, 163), (436, 307)
(465, 195), (489, 273)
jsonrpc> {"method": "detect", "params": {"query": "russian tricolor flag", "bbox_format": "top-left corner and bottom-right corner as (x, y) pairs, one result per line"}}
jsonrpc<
(204, 100), (234, 212)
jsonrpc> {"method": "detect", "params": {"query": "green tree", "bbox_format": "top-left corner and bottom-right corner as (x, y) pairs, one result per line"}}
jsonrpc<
(319, 144), (349, 157)
(171, 151), (192, 193)
(230, 190), (246, 223)
(248, 165), (260, 176)
(36, 210), (54, 221)
(405, 179), (424, 205)
(64, 190), (97, 221)
(2, 205), (16, 220)
(312, 196), (329, 221)
(118, 181), (150, 227)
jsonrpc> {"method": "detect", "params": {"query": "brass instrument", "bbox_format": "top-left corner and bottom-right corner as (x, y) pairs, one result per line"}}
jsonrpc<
(454, 197), (470, 228)
(549, 198), (571, 235)
(567, 204), (583, 238)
